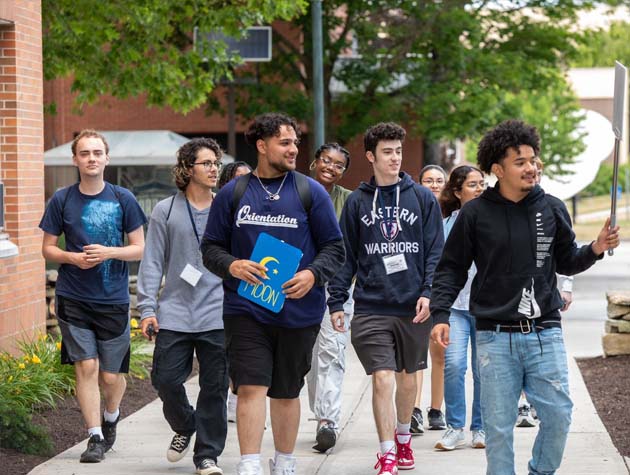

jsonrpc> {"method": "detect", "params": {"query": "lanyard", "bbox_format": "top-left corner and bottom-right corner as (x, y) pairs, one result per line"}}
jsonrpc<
(377, 188), (395, 238)
(184, 198), (201, 245)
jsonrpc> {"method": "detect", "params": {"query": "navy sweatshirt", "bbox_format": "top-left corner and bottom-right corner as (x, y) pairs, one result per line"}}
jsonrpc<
(327, 172), (444, 317)
(430, 184), (602, 326)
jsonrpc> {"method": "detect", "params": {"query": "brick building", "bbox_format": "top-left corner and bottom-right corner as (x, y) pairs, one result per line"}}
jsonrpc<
(0, 1), (46, 352)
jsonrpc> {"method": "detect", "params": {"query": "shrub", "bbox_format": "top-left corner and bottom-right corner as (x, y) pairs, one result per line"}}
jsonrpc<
(582, 163), (630, 197)
(0, 398), (53, 456)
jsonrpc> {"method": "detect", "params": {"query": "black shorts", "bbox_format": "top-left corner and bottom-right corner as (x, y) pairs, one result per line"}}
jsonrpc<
(350, 313), (431, 375)
(56, 295), (131, 373)
(223, 314), (320, 399)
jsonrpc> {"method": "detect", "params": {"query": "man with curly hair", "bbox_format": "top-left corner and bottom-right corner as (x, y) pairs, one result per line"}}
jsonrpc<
(328, 122), (444, 475)
(137, 137), (228, 475)
(430, 119), (621, 475)
(201, 113), (345, 475)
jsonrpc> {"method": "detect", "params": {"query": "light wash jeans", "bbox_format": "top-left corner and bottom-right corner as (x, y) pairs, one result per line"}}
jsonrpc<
(443, 308), (482, 431)
(476, 327), (572, 475)
(306, 287), (354, 428)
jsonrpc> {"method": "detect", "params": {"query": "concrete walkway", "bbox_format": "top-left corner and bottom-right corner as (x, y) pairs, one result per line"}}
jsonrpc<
(30, 248), (630, 475)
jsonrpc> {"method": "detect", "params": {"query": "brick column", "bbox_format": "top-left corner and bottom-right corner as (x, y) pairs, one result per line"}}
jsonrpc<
(0, 1), (46, 352)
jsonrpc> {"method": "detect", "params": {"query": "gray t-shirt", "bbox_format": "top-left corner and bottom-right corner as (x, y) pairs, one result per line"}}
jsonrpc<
(137, 192), (223, 332)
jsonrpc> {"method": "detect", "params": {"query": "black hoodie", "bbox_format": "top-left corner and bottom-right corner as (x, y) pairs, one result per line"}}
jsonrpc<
(328, 172), (444, 317)
(430, 184), (602, 326)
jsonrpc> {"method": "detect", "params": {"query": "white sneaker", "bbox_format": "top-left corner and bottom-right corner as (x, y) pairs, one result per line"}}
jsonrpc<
(434, 426), (465, 451)
(516, 403), (536, 427)
(471, 429), (486, 449)
(227, 391), (237, 423)
(236, 459), (264, 475)
(269, 455), (296, 475)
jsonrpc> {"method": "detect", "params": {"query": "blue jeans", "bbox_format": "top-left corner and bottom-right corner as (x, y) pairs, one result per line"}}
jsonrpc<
(476, 327), (572, 475)
(444, 309), (482, 431)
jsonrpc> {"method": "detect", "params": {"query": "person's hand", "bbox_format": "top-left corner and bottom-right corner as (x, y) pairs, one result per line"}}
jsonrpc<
(413, 296), (430, 323)
(331, 311), (346, 332)
(431, 323), (450, 349)
(282, 270), (315, 299)
(83, 244), (113, 264)
(141, 316), (159, 340)
(591, 217), (621, 255)
(71, 251), (98, 269)
(560, 291), (573, 312)
(229, 259), (267, 285)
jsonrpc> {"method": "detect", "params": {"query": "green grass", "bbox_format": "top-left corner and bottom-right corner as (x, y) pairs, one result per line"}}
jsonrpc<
(572, 218), (630, 242)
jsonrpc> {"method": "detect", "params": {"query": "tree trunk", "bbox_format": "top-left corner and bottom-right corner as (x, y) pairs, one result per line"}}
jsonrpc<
(423, 140), (442, 166)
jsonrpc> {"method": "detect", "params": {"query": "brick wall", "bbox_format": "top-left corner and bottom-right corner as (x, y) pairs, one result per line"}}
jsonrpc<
(0, 1), (46, 353)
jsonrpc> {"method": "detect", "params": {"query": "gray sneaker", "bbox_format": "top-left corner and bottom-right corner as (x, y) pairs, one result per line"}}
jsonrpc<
(196, 458), (223, 475)
(434, 426), (465, 451)
(516, 403), (536, 427)
(471, 429), (486, 449)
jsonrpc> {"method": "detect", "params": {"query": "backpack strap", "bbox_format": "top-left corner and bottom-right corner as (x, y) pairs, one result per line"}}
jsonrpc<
(231, 173), (253, 218)
(293, 171), (312, 214)
(165, 193), (177, 222)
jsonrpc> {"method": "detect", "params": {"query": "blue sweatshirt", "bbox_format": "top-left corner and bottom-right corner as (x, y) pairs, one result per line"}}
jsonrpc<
(327, 172), (444, 317)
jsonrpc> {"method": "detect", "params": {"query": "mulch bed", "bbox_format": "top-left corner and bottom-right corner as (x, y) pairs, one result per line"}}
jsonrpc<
(0, 376), (158, 475)
(577, 354), (630, 457)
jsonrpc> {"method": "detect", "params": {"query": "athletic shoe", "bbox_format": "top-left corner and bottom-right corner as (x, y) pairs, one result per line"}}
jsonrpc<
(312, 420), (337, 453)
(374, 451), (398, 475)
(516, 403), (536, 427)
(395, 432), (415, 470)
(269, 455), (296, 475)
(101, 414), (120, 452)
(531, 404), (538, 420)
(236, 459), (264, 475)
(434, 426), (465, 451)
(80, 434), (106, 463)
(427, 408), (446, 430)
(471, 429), (486, 449)
(166, 433), (192, 462)
(196, 458), (224, 475)
(410, 407), (424, 435)
(227, 391), (237, 423)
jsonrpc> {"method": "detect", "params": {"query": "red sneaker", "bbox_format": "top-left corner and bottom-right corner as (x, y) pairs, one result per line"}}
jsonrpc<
(395, 433), (415, 470)
(374, 451), (398, 475)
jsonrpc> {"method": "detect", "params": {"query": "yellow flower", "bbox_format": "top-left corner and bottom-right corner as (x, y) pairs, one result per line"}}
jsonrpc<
(7, 375), (13, 382)
(32, 354), (41, 364)
(56, 342), (62, 351)
(130, 318), (139, 329)
(23, 355), (29, 361)
(18, 363), (25, 369)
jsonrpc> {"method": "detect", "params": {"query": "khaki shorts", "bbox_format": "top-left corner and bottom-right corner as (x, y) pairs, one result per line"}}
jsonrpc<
(350, 313), (431, 375)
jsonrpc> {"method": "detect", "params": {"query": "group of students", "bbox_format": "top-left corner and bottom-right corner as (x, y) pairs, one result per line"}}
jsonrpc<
(39, 114), (620, 475)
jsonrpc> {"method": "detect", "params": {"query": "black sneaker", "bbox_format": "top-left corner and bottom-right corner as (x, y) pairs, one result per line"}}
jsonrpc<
(195, 458), (224, 475)
(80, 434), (106, 463)
(102, 414), (120, 451)
(410, 407), (424, 435)
(167, 433), (192, 462)
(427, 408), (446, 430)
(312, 421), (337, 453)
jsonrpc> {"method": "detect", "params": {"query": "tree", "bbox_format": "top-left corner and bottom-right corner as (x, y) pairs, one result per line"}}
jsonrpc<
(43, 0), (307, 113)
(232, 1), (626, 171)
(572, 20), (630, 67)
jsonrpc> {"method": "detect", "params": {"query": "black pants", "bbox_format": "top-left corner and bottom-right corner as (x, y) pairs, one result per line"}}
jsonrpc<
(151, 329), (228, 464)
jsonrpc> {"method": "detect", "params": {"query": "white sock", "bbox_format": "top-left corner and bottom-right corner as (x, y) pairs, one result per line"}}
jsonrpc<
(397, 421), (411, 435)
(103, 408), (120, 423)
(88, 426), (104, 439)
(274, 451), (295, 463)
(379, 440), (395, 455)
(241, 454), (260, 464)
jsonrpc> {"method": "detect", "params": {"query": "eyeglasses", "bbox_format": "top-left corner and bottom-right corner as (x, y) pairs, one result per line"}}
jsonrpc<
(421, 178), (445, 186)
(193, 160), (222, 170)
(463, 181), (486, 190)
(318, 155), (347, 173)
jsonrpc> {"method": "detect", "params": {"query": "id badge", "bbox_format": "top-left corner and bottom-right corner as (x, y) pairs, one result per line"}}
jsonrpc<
(180, 263), (203, 287)
(382, 253), (408, 275)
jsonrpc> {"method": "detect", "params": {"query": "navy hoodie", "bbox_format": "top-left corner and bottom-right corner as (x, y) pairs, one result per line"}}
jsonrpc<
(328, 172), (444, 317)
(430, 184), (602, 326)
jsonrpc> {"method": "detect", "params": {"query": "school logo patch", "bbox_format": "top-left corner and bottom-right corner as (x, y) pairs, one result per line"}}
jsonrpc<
(380, 220), (400, 241)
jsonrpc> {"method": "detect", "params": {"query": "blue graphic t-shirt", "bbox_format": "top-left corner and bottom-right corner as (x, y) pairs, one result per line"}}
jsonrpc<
(39, 182), (147, 304)
(203, 172), (342, 328)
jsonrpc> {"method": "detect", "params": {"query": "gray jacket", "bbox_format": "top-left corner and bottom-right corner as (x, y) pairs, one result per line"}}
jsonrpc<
(137, 192), (224, 332)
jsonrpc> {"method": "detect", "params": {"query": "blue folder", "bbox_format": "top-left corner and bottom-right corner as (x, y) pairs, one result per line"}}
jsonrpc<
(237, 232), (304, 313)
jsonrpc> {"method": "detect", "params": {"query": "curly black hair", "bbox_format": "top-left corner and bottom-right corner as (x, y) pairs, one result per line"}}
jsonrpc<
(217, 161), (252, 189)
(476, 119), (540, 174)
(244, 113), (301, 147)
(172, 137), (223, 191)
(363, 122), (406, 155)
(313, 142), (351, 171)
(439, 165), (483, 218)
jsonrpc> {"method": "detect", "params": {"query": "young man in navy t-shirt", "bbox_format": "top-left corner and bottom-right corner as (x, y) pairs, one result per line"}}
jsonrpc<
(39, 130), (146, 464)
(201, 113), (345, 475)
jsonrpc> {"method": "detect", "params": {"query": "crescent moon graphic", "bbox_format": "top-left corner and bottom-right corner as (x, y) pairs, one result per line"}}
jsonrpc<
(259, 256), (280, 267)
